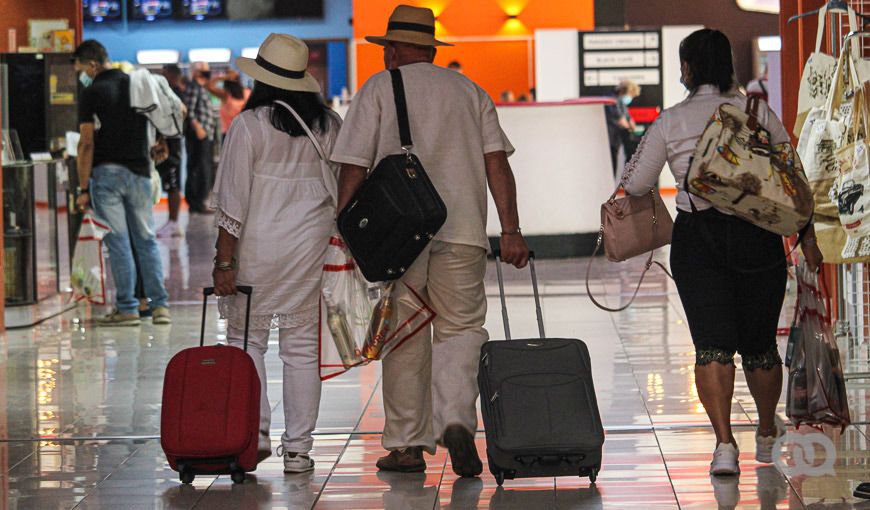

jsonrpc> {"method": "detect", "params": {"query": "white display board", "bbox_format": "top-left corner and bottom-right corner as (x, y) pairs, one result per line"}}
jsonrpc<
(534, 29), (580, 102)
(487, 102), (614, 236)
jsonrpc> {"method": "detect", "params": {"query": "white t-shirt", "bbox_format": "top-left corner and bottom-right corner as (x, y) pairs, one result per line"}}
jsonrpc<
(331, 62), (515, 249)
(623, 84), (790, 212)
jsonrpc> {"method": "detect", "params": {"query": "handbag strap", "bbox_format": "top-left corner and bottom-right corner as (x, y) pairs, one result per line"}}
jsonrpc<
(585, 188), (673, 313)
(814, 4), (860, 54)
(389, 68), (413, 150)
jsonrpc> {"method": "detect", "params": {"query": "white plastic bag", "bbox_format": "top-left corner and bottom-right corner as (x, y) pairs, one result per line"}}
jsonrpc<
(70, 214), (111, 305)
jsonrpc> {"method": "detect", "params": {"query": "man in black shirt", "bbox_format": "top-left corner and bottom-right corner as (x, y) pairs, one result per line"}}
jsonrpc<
(74, 39), (170, 326)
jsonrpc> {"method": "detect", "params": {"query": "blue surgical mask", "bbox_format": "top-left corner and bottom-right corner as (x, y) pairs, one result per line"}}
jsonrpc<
(79, 72), (93, 88)
(620, 95), (633, 106)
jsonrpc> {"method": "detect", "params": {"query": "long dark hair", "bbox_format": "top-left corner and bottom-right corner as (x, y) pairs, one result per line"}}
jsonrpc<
(224, 79), (245, 100)
(679, 29), (735, 94)
(243, 80), (334, 136)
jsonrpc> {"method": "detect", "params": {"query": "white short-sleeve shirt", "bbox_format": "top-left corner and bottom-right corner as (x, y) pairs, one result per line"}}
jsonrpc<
(331, 62), (515, 249)
(623, 84), (791, 212)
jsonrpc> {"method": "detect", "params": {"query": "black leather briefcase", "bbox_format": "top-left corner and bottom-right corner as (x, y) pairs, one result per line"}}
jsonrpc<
(337, 69), (447, 282)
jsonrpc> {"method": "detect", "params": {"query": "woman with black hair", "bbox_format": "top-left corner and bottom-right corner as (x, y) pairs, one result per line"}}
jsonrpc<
(211, 33), (340, 474)
(206, 69), (252, 137)
(622, 29), (823, 476)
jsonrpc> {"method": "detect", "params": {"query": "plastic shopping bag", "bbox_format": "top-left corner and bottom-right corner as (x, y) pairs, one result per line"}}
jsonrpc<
(319, 236), (378, 380)
(786, 265), (850, 429)
(318, 236), (437, 381)
(70, 213), (111, 305)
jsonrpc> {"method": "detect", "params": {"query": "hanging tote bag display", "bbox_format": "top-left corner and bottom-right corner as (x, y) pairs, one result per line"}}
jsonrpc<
(794, 3), (870, 135)
(797, 43), (861, 225)
(830, 85), (870, 237)
(686, 95), (814, 237)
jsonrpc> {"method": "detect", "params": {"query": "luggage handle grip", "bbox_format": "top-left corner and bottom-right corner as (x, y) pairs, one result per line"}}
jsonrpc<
(201, 286), (253, 351)
(492, 250), (544, 340)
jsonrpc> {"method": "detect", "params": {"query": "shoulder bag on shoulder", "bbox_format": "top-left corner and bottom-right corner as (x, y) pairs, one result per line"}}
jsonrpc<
(687, 95), (814, 237)
(337, 69), (448, 282)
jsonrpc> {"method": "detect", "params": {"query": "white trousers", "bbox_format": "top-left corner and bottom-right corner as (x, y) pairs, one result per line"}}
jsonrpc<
(382, 241), (489, 454)
(227, 321), (321, 453)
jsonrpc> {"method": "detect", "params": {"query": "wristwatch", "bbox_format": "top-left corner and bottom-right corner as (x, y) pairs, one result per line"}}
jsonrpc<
(76, 186), (89, 195)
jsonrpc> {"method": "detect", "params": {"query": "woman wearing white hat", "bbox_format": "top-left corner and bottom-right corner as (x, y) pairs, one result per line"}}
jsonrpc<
(211, 33), (341, 473)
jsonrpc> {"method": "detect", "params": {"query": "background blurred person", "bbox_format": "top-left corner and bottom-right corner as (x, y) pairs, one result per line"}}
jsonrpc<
(156, 64), (186, 238)
(182, 61), (217, 214)
(606, 80), (641, 176)
(206, 69), (252, 137)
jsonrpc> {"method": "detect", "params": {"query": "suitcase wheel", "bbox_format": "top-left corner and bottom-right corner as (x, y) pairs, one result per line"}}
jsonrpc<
(179, 468), (195, 485)
(231, 470), (246, 484)
(495, 471), (505, 486)
(588, 469), (597, 483)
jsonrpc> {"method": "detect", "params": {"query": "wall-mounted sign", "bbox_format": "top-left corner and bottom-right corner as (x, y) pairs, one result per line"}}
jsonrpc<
(578, 29), (664, 111)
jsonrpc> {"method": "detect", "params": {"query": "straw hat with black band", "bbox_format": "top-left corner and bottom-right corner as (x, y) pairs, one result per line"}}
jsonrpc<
(236, 33), (321, 93)
(365, 5), (453, 47)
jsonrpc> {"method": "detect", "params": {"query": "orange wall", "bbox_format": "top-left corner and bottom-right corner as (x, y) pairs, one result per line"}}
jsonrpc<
(0, 0), (82, 51)
(352, 0), (595, 100)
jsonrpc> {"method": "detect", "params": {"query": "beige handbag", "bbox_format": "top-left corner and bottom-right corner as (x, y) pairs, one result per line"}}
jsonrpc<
(585, 187), (673, 312)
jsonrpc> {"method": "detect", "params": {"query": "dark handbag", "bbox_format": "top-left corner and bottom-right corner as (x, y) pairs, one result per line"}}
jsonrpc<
(337, 69), (447, 282)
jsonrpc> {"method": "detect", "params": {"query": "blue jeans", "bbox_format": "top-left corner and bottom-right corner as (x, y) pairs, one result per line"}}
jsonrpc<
(91, 164), (168, 314)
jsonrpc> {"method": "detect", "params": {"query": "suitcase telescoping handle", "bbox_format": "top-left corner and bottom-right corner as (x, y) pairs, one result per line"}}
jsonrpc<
(201, 286), (253, 351)
(493, 250), (545, 341)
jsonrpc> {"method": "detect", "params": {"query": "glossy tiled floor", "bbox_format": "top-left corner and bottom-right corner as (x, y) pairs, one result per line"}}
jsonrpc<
(5, 209), (870, 509)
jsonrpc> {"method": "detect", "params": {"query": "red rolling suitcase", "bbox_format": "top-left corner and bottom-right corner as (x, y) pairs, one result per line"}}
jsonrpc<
(161, 286), (260, 484)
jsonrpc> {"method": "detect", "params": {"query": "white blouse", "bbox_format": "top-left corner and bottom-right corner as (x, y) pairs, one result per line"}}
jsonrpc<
(212, 106), (341, 330)
(623, 84), (791, 212)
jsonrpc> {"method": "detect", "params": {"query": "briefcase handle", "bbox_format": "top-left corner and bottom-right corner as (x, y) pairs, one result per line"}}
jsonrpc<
(493, 250), (544, 341)
(201, 286), (253, 351)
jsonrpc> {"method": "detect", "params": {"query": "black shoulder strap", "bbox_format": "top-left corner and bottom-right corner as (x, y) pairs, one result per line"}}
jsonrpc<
(389, 68), (413, 149)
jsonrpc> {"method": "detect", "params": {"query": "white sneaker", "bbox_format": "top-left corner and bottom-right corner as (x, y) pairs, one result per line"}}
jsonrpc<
(755, 433), (778, 464)
(156, 221), (182, 238)
(279, 447), (314, 473)
(710, 442), (740, 476)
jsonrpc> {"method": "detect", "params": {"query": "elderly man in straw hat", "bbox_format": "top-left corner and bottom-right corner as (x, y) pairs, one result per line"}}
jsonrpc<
(332, 5), (529, 477)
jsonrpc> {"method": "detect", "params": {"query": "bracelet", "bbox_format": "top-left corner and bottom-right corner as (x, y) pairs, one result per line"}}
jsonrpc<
(501, 228), (522, 236)
(213, 257), (237, 271)
(76, 186), (89, 194)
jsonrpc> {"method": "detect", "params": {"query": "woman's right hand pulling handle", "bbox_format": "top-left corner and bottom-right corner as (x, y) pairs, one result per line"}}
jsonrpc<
(213, 266), (237, 296)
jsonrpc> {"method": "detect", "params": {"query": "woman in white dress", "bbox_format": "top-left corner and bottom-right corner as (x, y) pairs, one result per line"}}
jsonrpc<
(212, 34), (340, 473)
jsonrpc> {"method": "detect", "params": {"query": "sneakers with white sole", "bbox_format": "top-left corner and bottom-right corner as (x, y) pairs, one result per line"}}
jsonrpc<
(278, 446), (314, 473)
(710, 442), (740, 476)
(156, 221), (183, 238)
(755, 433), (778, 464)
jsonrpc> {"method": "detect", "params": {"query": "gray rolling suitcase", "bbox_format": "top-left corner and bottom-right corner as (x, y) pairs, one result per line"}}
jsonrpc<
(478, 252), (605, 486)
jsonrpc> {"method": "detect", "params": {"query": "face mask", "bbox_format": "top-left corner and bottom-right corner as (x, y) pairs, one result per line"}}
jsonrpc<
(79, 72), (93, 88)
(620, 95), (633, 106)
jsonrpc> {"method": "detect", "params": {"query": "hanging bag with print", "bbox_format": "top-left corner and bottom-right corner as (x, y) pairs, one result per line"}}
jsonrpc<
(830, 84), (870, 237)
(794, 4), (870, 135)
(797, 41), (860, 225)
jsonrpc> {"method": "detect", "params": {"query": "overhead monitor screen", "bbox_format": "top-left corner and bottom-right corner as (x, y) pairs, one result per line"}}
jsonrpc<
(83, 0), (122, 22)
(225, 0), (324, 20)
(129, 0), (173, 21)
(178, 0), (224, 20)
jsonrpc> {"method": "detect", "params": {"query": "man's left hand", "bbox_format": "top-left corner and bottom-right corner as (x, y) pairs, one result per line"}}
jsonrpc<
(76, 192), (91, 213)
